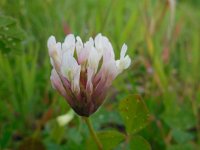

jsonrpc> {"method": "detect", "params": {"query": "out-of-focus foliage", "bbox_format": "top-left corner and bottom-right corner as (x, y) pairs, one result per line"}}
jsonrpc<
(0, 15), (25, 53)
(119, 95), (150, 134)
(0, 0), (200, 149)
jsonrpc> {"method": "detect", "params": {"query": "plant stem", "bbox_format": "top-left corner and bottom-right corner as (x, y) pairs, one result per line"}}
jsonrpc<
(82, 117), (103, 150)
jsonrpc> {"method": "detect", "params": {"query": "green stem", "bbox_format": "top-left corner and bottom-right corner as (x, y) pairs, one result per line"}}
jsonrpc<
(82, 117), (103, 150)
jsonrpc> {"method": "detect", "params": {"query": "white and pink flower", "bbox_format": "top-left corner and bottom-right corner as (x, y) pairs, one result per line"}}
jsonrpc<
(47, 33), (131, 116)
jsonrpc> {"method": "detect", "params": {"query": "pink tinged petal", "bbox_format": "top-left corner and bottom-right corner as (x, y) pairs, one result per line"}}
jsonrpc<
(50, 69), (67, 98)
(62, 34), (75, 55)
(78, 47), (88, 65)
(94, 35), (116, 87)
(94, 59), (118, 97)
(104, 59), (118, 87)
(78, 38), (93, 64)
(78, 38), (94, 68)
(86, 67), (94, 95)
(93, 74), (107, 97)
(71, 65), (81, 94)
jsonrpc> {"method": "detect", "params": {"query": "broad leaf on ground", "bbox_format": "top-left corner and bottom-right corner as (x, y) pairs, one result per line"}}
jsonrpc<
(119, 94), (150, 134)
(130, 135), (151, 150)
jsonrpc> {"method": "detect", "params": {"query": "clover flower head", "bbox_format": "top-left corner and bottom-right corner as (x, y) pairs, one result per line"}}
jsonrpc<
(48, 33), (131, 116)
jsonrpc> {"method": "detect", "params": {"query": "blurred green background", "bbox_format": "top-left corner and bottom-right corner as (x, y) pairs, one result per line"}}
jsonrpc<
(0, 0), (200, 149)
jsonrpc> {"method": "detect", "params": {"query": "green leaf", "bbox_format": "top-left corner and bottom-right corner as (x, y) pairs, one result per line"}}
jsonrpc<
(87, 130), (125, 150)
(0, 124), (13, 148)
(119, 94), (150, 134)
(0, 16), (16, 28)
(0, 15), (25, 54)
(130, 135), (151, 150)
(167, 143), (196, 150)
(162, 96), (196, 130)
(171, 129), (194, 144)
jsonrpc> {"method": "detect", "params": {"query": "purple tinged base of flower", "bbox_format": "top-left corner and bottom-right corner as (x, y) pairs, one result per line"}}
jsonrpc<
(48, 33), (131, 116)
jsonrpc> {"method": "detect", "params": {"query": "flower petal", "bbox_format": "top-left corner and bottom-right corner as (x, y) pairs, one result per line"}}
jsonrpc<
(47, 36), (62, 70)
(116, 44), (131, 73)
(86, 67), (94, 95)
(61, 51), (79, 81)
(120, 44), (127, 59)
(76, 36), (83, 56)
(71, 65), (81, 94)
(87, 47), (100, 74)
(50, 69), (67, 97)
(94, 33), (104, 58)
(78, 37), (93, 66)
(47, 35), (56, 50)
(62, 34), (75, 55)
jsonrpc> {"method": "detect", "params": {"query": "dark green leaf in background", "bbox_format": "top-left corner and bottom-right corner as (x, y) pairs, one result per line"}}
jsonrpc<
(0, 15), (25, 54)
(162, 96), (196, 130)
(130, 135), (151, 150)
(167, 143), (197, 150)
(171, 129), (194, 144)
(119, 94), (150, 134)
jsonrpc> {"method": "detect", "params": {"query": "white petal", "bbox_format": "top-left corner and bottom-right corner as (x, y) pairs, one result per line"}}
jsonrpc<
(50, 58), (54, 67)
(47, 35), (56, 49)
(61, 51), (79, 81)
(116, 55), (131, 74)
(120, 44), (127, 59)
(62, 34), (75, 55)
(102, 37), (115, 62)
(56, 42), (62, 58)
(124, 55), (131, 69)
(47, 36), (57, 57)
(87, 47), (100, 74)
(106, 60), (118, 78)
(61, 51), (81, 94)
(76, 36), (83, 56)
(95, 33), (108, 60)
(94, 33), (102, 48)
(47, 36), (62, 70)
(84, 37), (94, 49)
